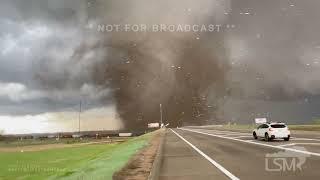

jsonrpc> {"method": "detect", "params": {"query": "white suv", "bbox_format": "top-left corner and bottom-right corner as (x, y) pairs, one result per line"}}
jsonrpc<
(253, 122), (290, 141)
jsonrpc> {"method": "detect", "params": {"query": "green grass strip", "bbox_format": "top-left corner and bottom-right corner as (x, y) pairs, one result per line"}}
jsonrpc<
(0, 132), (153, 180)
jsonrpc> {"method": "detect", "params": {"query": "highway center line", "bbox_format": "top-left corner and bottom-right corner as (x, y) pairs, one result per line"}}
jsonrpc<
(232, 135), (253, 138)
(279, 143), (320, 147)
(292, 138), (320, 142)
(199, 130), (250, 135)
(220, 133), (250, 136)
(278, 143), (296, 147)
(180, 128), (320, 157)
(170, 129), (240, 180)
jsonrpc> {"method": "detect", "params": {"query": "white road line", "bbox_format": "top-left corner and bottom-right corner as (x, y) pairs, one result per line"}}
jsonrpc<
(193, 128), (320, 142)
(292, 138), (320, 142)
(197, 131), (250, 137)
(278, 143), (296, 147)
(180, 128), (320, 157)
(279, 143), (320, 147)
(191, 129), (244, 133)
(201, 130), (250, 135)
(220, 133), (250, 136)
(193, 129), (320, 142)
(170, 129), (240, 180)
(232, 136), (253, 138)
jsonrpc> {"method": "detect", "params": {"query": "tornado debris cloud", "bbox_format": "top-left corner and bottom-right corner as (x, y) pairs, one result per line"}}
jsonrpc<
(32, 0), (320, 128)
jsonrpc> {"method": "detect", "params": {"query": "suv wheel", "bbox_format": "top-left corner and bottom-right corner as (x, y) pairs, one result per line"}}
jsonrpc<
(284, 136), (290, 141)
(253, 132), (258, 139)
(265, 133), (270, 141)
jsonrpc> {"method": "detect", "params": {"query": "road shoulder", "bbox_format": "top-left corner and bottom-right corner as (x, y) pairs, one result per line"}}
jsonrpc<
(113, 129), (165, 180)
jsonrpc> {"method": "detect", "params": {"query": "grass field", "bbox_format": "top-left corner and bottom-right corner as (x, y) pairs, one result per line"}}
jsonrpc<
(0, 137), (128, 148)
(0, 133), (153, 180)
(0, 138), (90, 148)
(287, 124), (320, 131)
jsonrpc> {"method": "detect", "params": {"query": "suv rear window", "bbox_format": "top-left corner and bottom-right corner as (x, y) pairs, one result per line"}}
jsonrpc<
(271, 124), (286, 128)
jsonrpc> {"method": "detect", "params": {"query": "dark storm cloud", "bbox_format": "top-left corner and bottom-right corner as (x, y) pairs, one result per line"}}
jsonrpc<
(221, 0), (320, 122)
(1, 0), (320, 127)
(0, 0), (107, 115)
(226, 0), (320, 99)
(31, 0), (231, 129)
(0, 0), (87, 24)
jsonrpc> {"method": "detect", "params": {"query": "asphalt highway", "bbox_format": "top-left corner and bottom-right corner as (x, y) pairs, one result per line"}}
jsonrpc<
(158, 127), (320, 180)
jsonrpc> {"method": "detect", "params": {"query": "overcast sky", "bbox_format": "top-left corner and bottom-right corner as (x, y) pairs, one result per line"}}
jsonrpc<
(0, 0), (121, 134)
(0, 1), (121, 112)
(1, 0), (320, 134)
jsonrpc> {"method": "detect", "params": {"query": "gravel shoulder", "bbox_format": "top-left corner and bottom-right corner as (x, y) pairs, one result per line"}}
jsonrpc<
(113, 129), (165, 180)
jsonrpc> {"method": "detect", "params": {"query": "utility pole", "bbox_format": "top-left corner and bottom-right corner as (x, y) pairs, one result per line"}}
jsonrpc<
(79, 100), (81, 134)
(160, 103), (163, 128)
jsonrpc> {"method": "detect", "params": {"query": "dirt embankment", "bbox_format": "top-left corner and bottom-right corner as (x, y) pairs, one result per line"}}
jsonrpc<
(113, 129), (164, 180)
